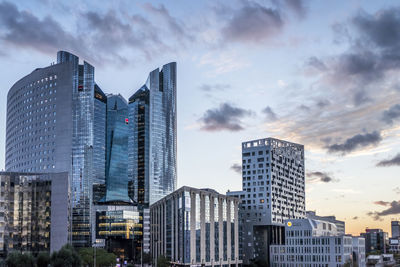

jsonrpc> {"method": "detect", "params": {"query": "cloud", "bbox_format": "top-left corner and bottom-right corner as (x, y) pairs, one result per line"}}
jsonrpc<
(376, 153), (400, 167)
(382, 104), (400, 124)
(199, 84), (230, 92)
(368, 200), (400, 221)
(282, 0), (307, 18)
(262, 106), (278, 121)
(199, 103), (253, 132)
(230, 163), (242, 174)
(373, 201), (390, 206)
(316, 99), (330, 108)
(307, 56), (328, 71)
(0, 1), (85, 56)
(222, 2), (283, 43)
(326, 131), (382, 155)
(306, 171), (337, 183)
(394, 187), (400, 194)
(0, 2), (191, 64)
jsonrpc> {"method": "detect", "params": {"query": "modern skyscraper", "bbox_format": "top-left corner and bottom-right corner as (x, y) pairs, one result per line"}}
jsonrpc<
(6, 51), (106, 247)
(103, 94), (131, 203)
(128, 62), (177, 207)
(239, 138), (306, 264)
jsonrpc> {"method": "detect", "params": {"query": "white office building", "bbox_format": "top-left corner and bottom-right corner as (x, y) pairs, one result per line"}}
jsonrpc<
(270, 218), (366, 267)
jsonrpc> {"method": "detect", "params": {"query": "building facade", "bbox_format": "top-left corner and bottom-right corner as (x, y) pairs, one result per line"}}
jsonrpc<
(6, 51), (107, 247)
(0, 172), (69, 255)
(388, 237), (400, 254)
(270, 219), (366, 267)
(391, 221), (399, 238)
(360, 228), (388, 254)
(239, 138), (306, 264)
(150, 187), (242, 267)
(307, 211), (345, 235)
(128, 62), (177, 206)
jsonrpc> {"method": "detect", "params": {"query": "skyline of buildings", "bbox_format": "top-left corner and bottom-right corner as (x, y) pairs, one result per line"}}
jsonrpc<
(0, 1), (399, 238)
(1, 49), (398, 265)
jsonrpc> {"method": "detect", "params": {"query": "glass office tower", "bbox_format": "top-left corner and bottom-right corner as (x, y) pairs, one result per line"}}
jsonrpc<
(103, 94), (131, 203)
(6, 51), (106, 248)
(128, 62), (177, 206)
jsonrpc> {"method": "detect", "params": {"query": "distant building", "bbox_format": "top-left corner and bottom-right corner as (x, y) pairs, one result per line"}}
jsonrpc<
(0, 172), (69, 256)
(150, 186), (242, 267)
(388, 237), (400, 254)
(360, 229), (388, 254)
(391, 221), (399, 238)
(366, 254), (395, 266)
(239, 138), (306, 264)
(307, 211), (345, 234)
(270, 218), (366, 267)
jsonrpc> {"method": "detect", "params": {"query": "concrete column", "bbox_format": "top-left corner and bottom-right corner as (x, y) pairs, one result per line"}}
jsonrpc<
(171, 198), (174, 261)
(190, 192), (196, 264)
(200, 194), (206, 264)
(210, 196), (215, 267)
(227, 200), (231, 265)
(218, 198), (223, 266)
(235, 200), (239, 267)
(175, 196), (179, 262)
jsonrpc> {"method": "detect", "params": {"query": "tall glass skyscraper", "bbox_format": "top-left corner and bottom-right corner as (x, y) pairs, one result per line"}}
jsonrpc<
(103, 94), (131, 203)
(128, 62), (177, 206)
(6, 51), (106, 247)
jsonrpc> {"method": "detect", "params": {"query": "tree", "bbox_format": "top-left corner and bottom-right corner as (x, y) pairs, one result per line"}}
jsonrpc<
(78, 247), (117, 267)
(6, 252), (35, 267)
(36, 252), (51, 267)
(51, 244), (81, 267)
(157, 255), (169, 267)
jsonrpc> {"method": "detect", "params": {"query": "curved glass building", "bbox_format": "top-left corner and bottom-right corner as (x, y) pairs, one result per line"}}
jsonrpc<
(6, 51), (107, 247)
(128, 62), (177, 206)
(103, 94), (131, 203)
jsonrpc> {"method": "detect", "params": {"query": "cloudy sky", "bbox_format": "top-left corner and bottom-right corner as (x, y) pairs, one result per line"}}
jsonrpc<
(0, 0), (399, 235)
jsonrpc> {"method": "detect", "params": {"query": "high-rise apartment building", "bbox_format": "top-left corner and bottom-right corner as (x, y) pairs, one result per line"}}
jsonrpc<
(239, 138), (306, 264)
(128, 62), (177, 206)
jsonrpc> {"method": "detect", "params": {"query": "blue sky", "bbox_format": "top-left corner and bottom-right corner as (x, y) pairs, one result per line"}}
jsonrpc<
(0, 0), (399, 235)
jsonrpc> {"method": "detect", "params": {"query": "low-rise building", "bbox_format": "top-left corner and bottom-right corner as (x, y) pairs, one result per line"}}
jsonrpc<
(150, 186), (242, 267)
(270, 218), (366, 267)
(366, 254), (395, 267)
(0, 172), (69, 256)
(306, 211), (345, 235)
(360, 228), (388, 254)
(388, 237), (400, 254)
